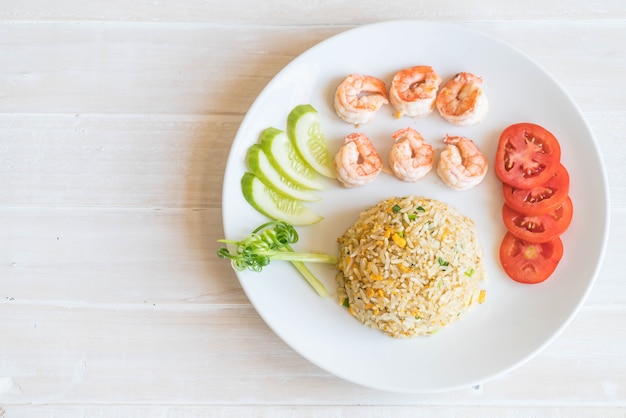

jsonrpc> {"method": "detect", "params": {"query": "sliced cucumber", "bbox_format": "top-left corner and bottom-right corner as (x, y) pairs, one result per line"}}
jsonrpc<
(260, 127), (324, 191)
(241, 172), (323, 226)
(247, 144), (320, 202)
(287, 104), (335, 179)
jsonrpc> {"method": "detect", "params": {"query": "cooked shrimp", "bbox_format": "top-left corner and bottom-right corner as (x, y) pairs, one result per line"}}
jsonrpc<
(436, 72), (488, 126)
(334, 74), (389, 126)
(436, 135), (488, 190)
(389, 66), (441, 118)
(388, 127), (434, 182)
(334, 132), (383, 188)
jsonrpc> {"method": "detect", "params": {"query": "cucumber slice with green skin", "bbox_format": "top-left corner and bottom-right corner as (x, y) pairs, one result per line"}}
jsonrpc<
(247, 144), (320, 202)
(241, 172), (323, 226)
(287, 104), (336, 179)
(260, 127), (324, 191)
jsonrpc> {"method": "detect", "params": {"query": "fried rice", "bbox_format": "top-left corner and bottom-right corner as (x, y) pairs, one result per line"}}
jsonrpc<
(336, 195), (486, 337)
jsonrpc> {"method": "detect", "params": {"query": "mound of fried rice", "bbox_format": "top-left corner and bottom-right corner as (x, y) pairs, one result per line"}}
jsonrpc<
(336, 195), (486, 338)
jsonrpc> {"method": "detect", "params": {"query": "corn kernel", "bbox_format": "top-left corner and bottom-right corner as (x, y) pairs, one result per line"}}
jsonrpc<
(392, 233), (407, 248)
(398, 264), (410, 273)
(377, 289), (385, 298)
(365, 303), (375, 310)
(371, 274), (383, 281)
(478, 289), (487, 304)
(365, 288), (374, 298)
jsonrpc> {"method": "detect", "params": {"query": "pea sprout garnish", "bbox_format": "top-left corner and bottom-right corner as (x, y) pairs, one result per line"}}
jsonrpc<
(217, 221), (337, 297)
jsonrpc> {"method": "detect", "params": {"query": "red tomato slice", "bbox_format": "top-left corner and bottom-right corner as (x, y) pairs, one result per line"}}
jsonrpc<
(502, 196), (573, 243)
(502, 164), (570, 216)
(499, 232), (564, 284)
(496, 123), (561, 188)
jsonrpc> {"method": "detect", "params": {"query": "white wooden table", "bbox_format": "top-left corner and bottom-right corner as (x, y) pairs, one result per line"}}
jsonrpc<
(1, 1), (625, 416)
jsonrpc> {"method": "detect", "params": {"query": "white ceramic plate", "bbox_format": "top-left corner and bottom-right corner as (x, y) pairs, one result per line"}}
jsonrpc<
(221, 20), (610, 393)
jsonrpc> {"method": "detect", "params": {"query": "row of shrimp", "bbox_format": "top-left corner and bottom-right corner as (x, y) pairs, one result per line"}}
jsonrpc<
(334, 127), (488, 191)
(334, 66), (488, 127)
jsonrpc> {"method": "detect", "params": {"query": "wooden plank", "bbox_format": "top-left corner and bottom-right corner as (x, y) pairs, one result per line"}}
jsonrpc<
(0, 207), (248, 305)
(2, 405), (626, 418)
(2, 0), (625, 23)
(1, 22), (624, 114)
(0, 114), (235, 208)
(0, 23), (340, 115)
(0, 303), (624, 405)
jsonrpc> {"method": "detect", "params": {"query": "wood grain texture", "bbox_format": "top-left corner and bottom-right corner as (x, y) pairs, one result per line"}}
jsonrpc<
(2, 23), (625, 114)
(1, 0), (625, 415)
(2, 406), (626, 418)
(1, 24), (340, 115)
(3, 0), (626, 23)
(0, 114), (233, 208)
(0, 208), (245, 305)
(1, 304), (624, 405)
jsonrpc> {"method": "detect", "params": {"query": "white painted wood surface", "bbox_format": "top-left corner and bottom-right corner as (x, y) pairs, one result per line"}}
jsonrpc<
(1, 0), (625, 416)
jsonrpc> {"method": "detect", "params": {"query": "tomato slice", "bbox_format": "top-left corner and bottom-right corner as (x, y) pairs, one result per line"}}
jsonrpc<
(499, 232), (564, 284)
(495, 123), (561, 188)
(502, 196), (573, 243)
(502, 164), (570, 216)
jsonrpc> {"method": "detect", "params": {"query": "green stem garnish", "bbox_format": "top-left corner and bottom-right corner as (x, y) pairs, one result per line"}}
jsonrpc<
(217, 221), (337, 297)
